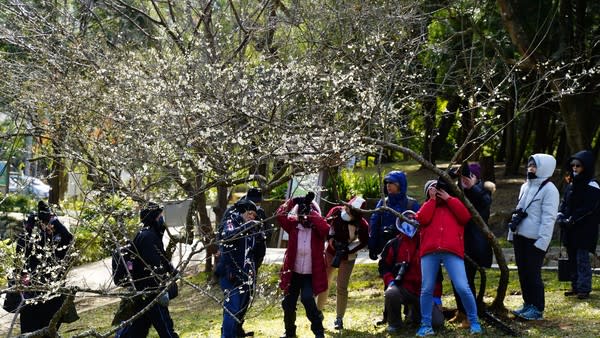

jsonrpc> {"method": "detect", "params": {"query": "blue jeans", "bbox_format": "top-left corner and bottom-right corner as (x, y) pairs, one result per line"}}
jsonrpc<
(567, 246), (592, 294)
(220, 276), (251, 338)
(420, 252), (479, 327)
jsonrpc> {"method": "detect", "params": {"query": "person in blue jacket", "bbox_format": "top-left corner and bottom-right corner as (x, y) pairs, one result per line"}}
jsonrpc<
(216, 199), (262, 338)
(369, 171), (420, 260)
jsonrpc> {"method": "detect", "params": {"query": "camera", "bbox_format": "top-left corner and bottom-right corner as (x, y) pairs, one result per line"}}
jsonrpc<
(296, 192), (316, 228)
(394, 261), (409, 283)
(508, 208), (528, 232)
(331, 240), (349, 268)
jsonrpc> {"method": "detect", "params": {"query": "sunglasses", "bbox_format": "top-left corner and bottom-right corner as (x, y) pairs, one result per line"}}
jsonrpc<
(571, 163), (582, 168)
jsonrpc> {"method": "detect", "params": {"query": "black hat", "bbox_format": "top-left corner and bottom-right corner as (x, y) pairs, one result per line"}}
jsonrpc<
(140, 202), (163, 225)
(234, 199), (257, 213)
(38, 201), (52, 223)
(246, 188), (263, 203)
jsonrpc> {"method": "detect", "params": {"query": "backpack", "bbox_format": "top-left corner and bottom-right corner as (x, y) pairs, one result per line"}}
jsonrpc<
(111, 238), (140, 287)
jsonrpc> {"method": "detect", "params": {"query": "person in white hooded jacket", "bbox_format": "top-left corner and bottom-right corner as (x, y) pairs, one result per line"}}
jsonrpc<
(508, 153), (559, 321)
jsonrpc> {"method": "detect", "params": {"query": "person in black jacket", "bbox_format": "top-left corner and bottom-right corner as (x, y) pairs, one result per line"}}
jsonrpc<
(116, 202), (179, 338)
(18, 201), (74, 336)
(558, 150), (600, 299)
(216, 199), (261, 338)
(450, 163), (495, 326)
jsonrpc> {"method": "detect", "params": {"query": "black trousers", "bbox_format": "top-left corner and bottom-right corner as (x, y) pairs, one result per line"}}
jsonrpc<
(281, 273), (324, 337)
(116, 296), (179, 338)
(513, 235), (547, 311)
(20, 295), (64, 337)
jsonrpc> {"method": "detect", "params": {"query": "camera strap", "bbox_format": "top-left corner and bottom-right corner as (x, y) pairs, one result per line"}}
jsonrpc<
(518, 178), (551, 213)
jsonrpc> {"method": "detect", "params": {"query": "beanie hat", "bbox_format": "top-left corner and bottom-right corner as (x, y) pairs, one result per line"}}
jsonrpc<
(246, 188), (263, 204)
(468, 163), (481, 179)
(38, 200), (52, 223)
(140, 202), (163, 225)
(424, 180), (437, 199)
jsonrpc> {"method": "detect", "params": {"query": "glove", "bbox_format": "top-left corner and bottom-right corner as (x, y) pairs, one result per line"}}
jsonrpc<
(158, 292), (170, 307)
(369, 249), (379, 261)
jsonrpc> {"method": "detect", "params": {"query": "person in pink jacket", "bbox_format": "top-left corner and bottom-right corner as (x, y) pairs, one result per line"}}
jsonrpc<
(415, 180), (482, 337)
(276, 193), (329, 338)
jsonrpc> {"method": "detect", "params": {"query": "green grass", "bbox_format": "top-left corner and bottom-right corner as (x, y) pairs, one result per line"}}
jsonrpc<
(58, 264), (600, 337)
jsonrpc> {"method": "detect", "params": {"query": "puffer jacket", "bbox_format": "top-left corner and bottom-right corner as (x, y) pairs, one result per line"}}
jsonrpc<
(558, 150), (600, 252)
(369, 171), (420, 255)
(508, 153), (560, 251)
(416, 196), (471, 258)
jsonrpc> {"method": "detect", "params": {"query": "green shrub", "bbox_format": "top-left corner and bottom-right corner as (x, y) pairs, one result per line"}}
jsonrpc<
(0, 194), (36, 213)
(355, 174), (381, 198)
(269, 182), (288, 200)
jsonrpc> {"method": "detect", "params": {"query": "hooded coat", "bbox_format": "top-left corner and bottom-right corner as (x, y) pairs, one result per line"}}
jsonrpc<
(369, 171), (420, 255)
(558, 150), (600, 252)
(276, 199), (329, 296)
(507, 153), (560, 251)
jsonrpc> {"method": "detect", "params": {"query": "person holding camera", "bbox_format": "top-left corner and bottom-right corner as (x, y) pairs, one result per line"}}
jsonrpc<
(508, 154), (559, 321)
(216, 199), (262, 338)
(316, 196), (369, 330)
(557, 150), (600, 300)
(449, 163), (495, 326)
(16, 201), (73, 336)
(369, 171), (420, 261)
(116, 202), (179, 338)
(379, 211), (444, 334)
(276, 193), (329, 338)
(415, 180), (481, 336)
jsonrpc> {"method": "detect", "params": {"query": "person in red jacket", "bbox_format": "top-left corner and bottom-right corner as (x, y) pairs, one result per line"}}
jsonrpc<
(316, 196), (369, 330)
(276, 193), (329, 338)
(415, 180), (482, 337)
(379, 210), (444, 334)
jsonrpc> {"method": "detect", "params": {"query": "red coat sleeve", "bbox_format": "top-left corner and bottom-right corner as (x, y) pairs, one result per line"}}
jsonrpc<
(276, 199), (297, 233)
(416, 199), (437, 227)
(310, 211), (330, 240)
(446, 197), (471, 226)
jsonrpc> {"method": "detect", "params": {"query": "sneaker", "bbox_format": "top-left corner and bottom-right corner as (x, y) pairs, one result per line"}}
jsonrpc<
(577, 293), (590, 299)
(416, 325), (435, 336)
(334, 317), (344, 330)
(511, 304), (531, 317)
(469, 322), (482, 335)
(564, 290), (577, 296)
(517, 305), (543, 320)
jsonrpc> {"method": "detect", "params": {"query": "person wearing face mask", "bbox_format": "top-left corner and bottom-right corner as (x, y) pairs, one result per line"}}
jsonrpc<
(216, 199), (262, 338)
(379, 211), (445, 334)
(557, 150), (600, 300)
(369, 171), (420, 261)
(276, 193), (329, 338)
(316, 196), (369, 330)
(508, 154), (559, 321)
(116, 202), (179, 338)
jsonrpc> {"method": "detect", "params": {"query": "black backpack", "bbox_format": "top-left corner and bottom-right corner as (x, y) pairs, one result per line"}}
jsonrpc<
(111, 238), (140, 287)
